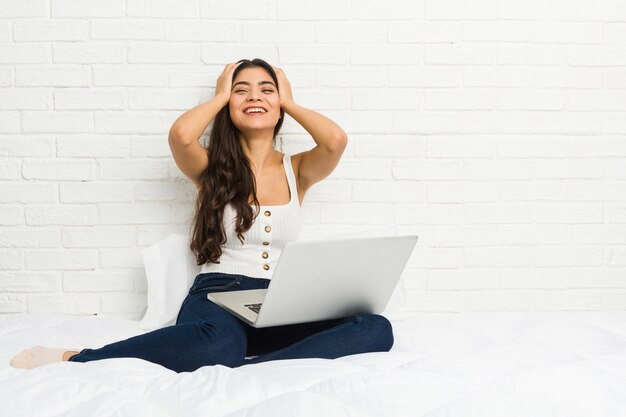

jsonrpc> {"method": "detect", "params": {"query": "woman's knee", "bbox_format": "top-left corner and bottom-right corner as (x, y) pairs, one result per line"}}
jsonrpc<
(357, 314), (394, 352)
(197, 320), (247, 367)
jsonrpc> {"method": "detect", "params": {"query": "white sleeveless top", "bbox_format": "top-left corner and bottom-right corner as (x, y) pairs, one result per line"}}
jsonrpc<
(199, 153), (301, 279)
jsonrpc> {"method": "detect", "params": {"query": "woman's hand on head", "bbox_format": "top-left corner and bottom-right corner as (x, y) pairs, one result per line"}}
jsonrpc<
(215, 61), (243, 102)
(271, 65), (294, 108)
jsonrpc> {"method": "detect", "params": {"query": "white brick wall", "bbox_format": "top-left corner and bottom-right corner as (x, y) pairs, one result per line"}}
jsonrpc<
(2, 0), (626, 319)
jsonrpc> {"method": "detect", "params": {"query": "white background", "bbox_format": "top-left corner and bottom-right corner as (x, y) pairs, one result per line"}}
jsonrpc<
(1, 0), (626, 318)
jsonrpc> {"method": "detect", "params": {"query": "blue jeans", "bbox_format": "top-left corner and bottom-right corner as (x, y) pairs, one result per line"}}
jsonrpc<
(69, 272), (394, 373)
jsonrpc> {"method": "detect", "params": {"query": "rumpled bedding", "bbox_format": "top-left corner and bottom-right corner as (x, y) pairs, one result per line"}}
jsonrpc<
(2, 311), (626, 417)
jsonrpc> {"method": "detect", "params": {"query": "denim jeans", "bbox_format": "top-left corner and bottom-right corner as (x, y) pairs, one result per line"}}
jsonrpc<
(69, 272), (394, 373)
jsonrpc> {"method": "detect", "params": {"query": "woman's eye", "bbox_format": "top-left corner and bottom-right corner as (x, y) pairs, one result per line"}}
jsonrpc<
(234, 89), (273, 93)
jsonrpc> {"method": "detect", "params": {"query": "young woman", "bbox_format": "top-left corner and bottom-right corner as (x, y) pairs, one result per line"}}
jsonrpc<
(10, 58), (394, 373)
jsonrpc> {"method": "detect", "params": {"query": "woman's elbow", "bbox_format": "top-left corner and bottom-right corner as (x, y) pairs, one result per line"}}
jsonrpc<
(334, 133), (348, 150)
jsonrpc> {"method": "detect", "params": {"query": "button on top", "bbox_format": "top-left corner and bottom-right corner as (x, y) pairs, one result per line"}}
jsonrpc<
(264, 225), (272, 233)
(262, 251), (269, 259)
(264, 210), (271, 217)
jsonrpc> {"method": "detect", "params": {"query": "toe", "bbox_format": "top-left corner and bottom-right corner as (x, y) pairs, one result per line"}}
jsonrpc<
(10, 351), (31, 369)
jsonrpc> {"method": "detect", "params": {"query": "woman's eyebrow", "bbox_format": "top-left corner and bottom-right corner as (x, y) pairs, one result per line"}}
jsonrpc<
(232, 81), (276, 89)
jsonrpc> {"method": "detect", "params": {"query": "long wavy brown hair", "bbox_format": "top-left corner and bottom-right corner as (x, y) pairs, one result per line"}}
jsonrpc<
(190, 58), (285, 266)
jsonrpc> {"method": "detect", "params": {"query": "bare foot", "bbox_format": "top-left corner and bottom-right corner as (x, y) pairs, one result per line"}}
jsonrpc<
(10, 346), (80, 369)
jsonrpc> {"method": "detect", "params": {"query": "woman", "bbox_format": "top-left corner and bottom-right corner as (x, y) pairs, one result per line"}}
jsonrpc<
(10, 58), (394, 373)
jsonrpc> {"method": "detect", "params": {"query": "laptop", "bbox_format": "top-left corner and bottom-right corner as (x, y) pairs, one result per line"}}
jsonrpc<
(206, 234), (418, 328)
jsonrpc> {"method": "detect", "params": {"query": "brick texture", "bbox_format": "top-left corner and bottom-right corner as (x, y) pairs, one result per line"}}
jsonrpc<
(2, 0), (626, 318)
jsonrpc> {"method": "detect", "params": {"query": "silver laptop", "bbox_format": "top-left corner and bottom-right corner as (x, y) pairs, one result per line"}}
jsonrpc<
(206, 234), (418, 328)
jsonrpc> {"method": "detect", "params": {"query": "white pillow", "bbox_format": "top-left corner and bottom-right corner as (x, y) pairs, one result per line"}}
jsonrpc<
(139, 233), (201, 330)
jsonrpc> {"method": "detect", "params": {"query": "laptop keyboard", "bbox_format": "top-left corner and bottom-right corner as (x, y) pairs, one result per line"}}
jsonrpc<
(244, 303), (262, 314)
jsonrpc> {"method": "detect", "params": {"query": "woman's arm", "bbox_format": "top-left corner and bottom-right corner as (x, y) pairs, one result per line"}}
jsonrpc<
(282, 100), (348, 148)
(169, 94), (229, 144)
(272, 65), (348, 193)
(168, 62), (243, 187)
(169, 62), (242, 143)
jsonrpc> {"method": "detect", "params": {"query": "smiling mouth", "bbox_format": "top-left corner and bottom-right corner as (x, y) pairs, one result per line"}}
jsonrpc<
(244, 107), (268, 116)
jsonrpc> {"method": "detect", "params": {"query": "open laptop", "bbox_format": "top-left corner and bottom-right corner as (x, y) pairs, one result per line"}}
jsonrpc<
(206, 234), (418, 328)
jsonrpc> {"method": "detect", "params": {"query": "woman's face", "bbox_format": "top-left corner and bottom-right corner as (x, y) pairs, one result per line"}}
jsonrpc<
(229, 67), (281, 135)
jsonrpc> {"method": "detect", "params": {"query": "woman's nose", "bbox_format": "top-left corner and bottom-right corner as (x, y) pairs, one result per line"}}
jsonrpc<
(247, 89), (261, 100)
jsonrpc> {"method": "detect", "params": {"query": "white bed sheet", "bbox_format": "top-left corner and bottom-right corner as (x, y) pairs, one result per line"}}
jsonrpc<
(2, 311), (626, 417)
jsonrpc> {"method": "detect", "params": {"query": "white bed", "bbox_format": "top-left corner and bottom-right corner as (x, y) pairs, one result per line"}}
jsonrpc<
(2, 311), (626, 417)
(3, 233), (626, 416)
